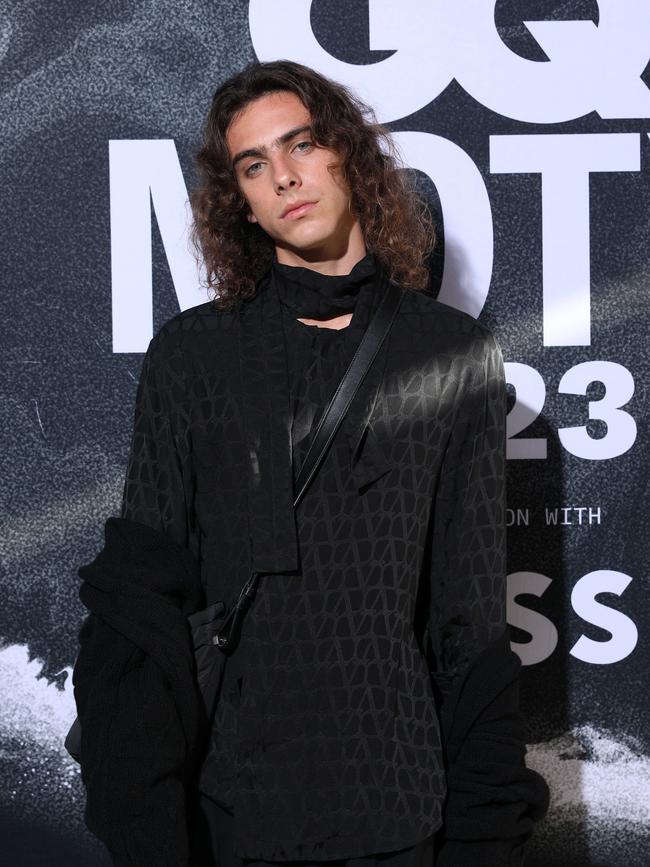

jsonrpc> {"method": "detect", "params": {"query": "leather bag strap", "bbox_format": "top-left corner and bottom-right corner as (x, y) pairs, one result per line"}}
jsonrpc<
(293, 278), (403, 507)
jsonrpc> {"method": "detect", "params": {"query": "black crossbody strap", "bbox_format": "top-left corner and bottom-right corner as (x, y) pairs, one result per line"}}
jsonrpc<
(293, 279), (403, 507)
(215, 277), (404, 650)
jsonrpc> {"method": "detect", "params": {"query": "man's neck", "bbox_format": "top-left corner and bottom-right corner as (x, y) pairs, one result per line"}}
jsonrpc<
(274, 226), (367, 276)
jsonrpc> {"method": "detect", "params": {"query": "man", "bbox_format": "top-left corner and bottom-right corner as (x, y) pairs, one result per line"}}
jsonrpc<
(75, 60), (549, 866)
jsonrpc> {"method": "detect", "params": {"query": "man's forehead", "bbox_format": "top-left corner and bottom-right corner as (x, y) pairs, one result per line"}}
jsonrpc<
(227, 92), (312, 156)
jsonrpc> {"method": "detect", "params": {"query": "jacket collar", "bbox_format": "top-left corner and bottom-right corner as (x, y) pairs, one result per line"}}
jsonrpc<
(236, 267), (393, 574)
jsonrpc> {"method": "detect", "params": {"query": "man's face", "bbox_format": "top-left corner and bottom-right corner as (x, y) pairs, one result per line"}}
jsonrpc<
(226, 90), (361, 266)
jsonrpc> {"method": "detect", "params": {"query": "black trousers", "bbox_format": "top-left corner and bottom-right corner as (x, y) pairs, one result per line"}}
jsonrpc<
(190, 792), (436, 867)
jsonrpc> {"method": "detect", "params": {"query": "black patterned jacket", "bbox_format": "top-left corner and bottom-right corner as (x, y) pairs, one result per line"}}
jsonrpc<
(118, 266), (549, 863)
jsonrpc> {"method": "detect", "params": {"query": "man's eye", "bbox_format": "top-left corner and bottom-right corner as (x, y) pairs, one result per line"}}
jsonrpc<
(294, 140), (313, 152)
(245, 162), (262, 177)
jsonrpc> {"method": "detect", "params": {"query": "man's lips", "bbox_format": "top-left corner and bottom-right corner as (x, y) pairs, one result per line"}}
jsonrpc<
(281, 201), (317, 220)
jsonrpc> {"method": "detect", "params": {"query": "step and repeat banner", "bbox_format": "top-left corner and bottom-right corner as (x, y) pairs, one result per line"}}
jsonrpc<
(1, 1), (647, 865)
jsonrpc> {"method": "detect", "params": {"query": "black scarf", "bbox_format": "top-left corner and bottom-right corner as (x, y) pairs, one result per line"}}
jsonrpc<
(270, 251), (378, 319)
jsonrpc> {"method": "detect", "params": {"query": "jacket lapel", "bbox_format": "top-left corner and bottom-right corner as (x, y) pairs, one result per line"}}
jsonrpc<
(342, 341), (393, 492)
(340, 275), (395, 493)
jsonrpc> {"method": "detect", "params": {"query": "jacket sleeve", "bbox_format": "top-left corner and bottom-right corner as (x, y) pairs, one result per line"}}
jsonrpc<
(120, 328), (198, 556)
(428, 328), (549, 866)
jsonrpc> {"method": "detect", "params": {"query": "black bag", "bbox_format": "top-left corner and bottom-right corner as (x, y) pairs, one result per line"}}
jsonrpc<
(65, 278), (403, 762)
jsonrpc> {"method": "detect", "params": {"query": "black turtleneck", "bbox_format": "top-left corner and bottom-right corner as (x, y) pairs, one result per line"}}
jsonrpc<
(270, 251), (378, 321)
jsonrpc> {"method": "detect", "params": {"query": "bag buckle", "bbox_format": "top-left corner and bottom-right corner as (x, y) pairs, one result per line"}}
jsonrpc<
(213, 571), (259, 651)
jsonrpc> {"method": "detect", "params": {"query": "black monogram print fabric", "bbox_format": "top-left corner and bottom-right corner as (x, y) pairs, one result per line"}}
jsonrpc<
(121, 262), (516, 861)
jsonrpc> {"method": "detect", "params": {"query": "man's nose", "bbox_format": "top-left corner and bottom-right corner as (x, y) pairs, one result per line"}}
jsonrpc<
(272, 154), (300, 192)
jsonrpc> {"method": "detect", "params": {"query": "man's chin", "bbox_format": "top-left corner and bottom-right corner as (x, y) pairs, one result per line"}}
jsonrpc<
(272, 235), (333, 260)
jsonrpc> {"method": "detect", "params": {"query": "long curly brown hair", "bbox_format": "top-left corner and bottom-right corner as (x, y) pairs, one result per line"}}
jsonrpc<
(190, 60), (436, 311)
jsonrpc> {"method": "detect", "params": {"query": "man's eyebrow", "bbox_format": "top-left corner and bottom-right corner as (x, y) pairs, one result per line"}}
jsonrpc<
(231, 124), (312, 170)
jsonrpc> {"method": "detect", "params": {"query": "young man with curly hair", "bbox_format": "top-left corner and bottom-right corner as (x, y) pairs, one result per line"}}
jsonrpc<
(74, 60), (549, 867)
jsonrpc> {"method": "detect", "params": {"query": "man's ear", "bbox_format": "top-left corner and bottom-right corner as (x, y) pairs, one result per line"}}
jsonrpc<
(246, 212), (258, 223)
